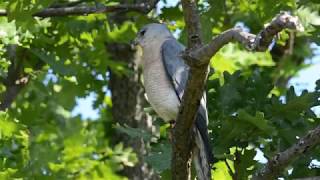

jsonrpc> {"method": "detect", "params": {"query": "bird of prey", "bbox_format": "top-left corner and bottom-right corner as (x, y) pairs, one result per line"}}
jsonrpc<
(134, 23), (213, 180)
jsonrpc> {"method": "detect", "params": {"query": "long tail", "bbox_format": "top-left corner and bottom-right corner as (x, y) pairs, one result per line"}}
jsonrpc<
(193, 114), (214, 180)
(193, 129), (212, 180)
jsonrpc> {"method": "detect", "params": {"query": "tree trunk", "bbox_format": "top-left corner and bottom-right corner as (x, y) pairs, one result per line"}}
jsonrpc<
(107, 42), (158, 180)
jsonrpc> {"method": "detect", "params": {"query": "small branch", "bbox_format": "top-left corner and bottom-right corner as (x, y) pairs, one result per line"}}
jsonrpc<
(0, 1), (159, 17)
(186, 12), (303, 65)
(253, 125), (320, 180)
(234, 148), (241, 180)
(181, 0), (203, 48)
(224, 159), (235, 179)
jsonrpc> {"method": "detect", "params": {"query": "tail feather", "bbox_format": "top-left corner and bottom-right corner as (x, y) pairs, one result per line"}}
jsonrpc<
(192, 94), (213, 179)
(193, 129), (212, 180)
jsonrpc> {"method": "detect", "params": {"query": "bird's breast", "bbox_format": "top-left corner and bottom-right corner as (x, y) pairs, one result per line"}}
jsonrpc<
(143, 54), (180, 122)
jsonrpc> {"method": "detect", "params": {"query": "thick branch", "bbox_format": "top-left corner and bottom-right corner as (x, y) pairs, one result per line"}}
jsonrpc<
(0, 1), (159, 17)
(0, 46), (43, 111)
(253, 126), (320, 180)
(0, 83), (25, 111)
(181, 0), (202, 48)
(187, 12), (303, 65)
(171, 0), (208, 180)
(0, 45), (25, 111)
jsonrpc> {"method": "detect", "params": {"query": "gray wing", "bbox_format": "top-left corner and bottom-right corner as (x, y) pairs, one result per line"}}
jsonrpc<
(160, 39), (188, 100)
(161, 39), (214, 164)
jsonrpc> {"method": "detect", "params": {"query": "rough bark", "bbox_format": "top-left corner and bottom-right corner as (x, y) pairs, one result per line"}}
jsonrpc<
(171, 1), (208, 179)
(253, 125), (320, 180)
(0, 46), (44, 111)
(0, 1), (154, 17)
(0, 45), (27, 111)
(0, 1), (159, 17)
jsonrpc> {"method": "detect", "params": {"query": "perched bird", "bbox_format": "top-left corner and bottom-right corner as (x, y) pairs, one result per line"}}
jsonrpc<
(134, 23), (213, 180)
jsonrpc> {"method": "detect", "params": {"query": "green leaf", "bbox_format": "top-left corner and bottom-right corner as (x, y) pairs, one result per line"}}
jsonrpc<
(0, 18), (19, 44)
(145, 142), (172, 173)
(0, 112), (18, 138)
(30, 48), (76, 76)
(106, 22), (136, 43)
(115, 124), (153, 142)
(212, 161), (232, 180)
(237, 109), (276, 135)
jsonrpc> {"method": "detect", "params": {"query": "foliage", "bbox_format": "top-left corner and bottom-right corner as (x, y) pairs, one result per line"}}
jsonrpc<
(0, 0), (319, 179)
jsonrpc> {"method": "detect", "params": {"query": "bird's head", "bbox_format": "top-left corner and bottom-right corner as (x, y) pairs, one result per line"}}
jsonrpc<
(133, 23), (173, 48)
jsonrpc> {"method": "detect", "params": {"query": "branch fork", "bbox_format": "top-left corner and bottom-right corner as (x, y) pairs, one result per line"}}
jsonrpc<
(175, 1), (310, 179)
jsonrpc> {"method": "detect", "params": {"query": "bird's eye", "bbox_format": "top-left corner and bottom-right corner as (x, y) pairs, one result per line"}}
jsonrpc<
(139, 29), (146, 36)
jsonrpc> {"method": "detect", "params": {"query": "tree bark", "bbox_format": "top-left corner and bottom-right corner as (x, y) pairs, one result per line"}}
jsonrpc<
(253, 125), (320, 180)
(0, 45), (28, 111)
(171, 1), (207, 179)
(0, 1), (159, 17)
(108, 42), (159, 180)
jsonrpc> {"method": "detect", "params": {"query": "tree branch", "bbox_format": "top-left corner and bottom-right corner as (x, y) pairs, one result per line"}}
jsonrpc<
(185, 12), (303, 66)
(253, 125), (320, 180)
(171, 0), (208, 180)
(181, 0), (202, 48)
(224, 159), (235, 179)
(0, 46), (44, 111)
(175, 5), (304, 180)
(0, 1), (159, 17)
(0, 45), (24, 111)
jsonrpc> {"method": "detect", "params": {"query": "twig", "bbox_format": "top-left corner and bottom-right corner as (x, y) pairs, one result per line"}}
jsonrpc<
(0, 1), (159, 17)
(253, 125), (320, 180)
(224, 159), (235, 179)
(234, 148), (241, 180)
